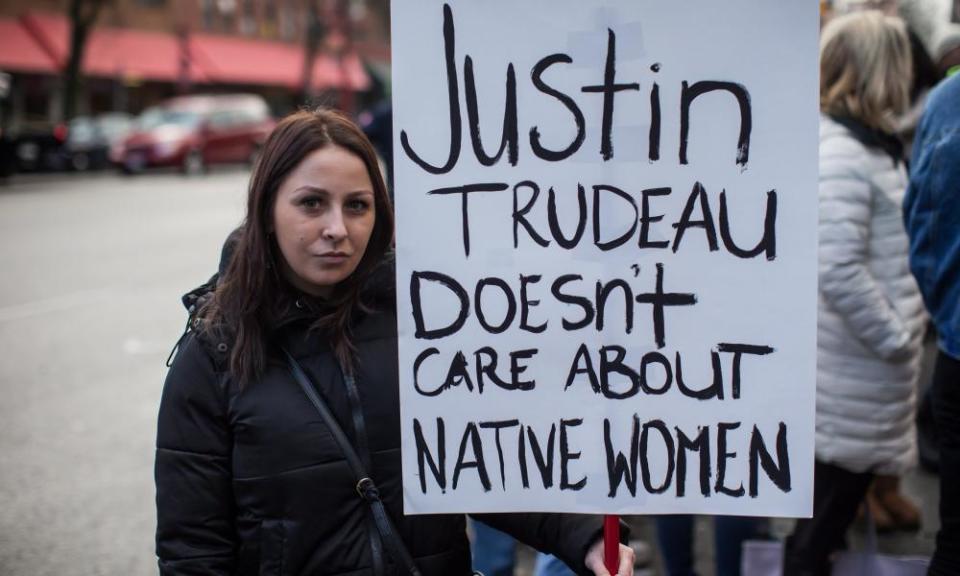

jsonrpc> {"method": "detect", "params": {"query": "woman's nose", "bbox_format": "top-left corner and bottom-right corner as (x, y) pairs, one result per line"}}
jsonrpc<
(322, 209), (348, 241)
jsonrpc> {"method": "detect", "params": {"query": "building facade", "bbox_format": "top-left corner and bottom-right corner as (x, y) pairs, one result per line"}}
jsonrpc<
(0, 0), (390, 128)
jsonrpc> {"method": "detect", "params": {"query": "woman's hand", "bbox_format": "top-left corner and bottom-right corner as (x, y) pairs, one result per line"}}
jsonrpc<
(584, 540), (635, 575)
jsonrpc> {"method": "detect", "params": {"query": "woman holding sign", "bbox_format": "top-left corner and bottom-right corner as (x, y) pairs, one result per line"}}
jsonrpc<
(782, 11), (925, 576)
(155, 108), (634, 576)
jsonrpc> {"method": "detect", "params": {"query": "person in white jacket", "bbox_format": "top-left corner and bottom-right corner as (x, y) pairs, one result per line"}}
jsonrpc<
(783, 11), (927, 576)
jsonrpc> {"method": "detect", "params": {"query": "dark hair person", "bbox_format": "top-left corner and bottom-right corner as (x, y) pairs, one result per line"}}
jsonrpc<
(155, 108), (634, 576)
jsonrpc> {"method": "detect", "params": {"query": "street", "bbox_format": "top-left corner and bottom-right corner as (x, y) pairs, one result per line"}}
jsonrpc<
(0, 169), (942, 575)
(0, 169), (248, 576)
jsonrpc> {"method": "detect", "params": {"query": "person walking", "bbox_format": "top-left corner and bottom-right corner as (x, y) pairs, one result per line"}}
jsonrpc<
(154, 108), (634, 575)
(903, 71), (960, 576)
(783, 10), (927, 575)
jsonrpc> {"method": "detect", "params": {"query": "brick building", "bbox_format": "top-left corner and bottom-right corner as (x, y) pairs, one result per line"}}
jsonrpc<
(0, 0), (390, 128)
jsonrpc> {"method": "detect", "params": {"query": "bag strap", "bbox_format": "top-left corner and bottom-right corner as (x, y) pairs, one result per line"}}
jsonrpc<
(281, 347), (423, 576)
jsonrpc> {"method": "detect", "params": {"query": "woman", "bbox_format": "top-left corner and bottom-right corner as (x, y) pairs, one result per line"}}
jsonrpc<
(782, 11), (926, 575)
(155, 109), (633, 576)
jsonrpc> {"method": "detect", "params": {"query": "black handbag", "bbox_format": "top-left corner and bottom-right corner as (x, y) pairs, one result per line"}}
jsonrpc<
(282, 347), (424, 576)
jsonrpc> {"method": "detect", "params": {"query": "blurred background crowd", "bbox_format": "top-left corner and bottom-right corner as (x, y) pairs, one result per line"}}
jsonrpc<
(0, 0), (958, 575)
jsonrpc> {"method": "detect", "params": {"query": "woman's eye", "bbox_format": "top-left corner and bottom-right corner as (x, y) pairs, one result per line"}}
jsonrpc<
(346, 199), (370, 213)
(300, 197), (322, 210)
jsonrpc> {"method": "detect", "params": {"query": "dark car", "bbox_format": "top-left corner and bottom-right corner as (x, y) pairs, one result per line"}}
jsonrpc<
(9, 121), (69, 173)
(62, 113), (133, 171)
(113, 94), (275, 175)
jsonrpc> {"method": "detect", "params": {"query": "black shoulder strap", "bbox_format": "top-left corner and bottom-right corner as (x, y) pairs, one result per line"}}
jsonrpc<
(281, 347), (423, 576)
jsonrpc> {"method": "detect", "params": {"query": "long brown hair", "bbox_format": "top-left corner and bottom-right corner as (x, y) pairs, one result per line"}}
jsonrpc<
(203, 108), (394, 383)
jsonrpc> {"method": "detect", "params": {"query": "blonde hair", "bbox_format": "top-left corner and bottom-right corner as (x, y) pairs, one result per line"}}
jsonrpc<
(832, 0), (899, 16)
(820, 10), (912, 132)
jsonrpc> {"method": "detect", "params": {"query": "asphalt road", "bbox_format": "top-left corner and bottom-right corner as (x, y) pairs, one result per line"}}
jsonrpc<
(0, 169), (942, 575)
(0, 169), (248, 576)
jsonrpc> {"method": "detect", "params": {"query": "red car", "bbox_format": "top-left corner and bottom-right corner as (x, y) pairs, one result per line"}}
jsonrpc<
(113, 94), (275, 174)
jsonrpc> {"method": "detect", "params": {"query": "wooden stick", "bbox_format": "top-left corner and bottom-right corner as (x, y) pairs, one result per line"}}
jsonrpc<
(604, 514), (620, 573)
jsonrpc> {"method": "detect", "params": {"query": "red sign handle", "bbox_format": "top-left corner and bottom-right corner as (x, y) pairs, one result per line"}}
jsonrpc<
(604, 514), (620, 574)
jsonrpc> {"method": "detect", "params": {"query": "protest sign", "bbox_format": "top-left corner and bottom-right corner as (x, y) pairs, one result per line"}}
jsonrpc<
(392, 0), (819, 517)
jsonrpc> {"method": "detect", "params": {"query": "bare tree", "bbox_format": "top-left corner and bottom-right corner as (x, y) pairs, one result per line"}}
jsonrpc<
(300, 0), (325, 104)
(63, 0), (108, 121)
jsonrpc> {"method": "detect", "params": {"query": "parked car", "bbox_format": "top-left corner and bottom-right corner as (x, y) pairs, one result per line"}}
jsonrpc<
(62, 113), (133, 171)
(0, 128), (15, 179)
(9, 121), (69, 173)
(113, 94), (275, 174)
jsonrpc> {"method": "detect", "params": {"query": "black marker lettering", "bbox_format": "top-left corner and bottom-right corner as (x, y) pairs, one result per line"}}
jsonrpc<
(640, 419), (675, 494)
(672, 182), (719, 253)
(480, 420), (520, 490)
(676, 426), (711, 497)
(414, 417), (446, 494)
(513, 180), (550, 248)
(453, 422), (492, 491)
(581, 29), (640, 160)
(749, 423), (791, 497)
(474, 277), (517, 334)
(552, 275), (595, 331)
(604, 415), (640, 497)
(530, 54), (586, 161)
(635, 263), (697, 348)
(400, 3), (461, 174)
(548, 185), (588, 249)
(428, 183), (509, 257)
(464, 57), (518, 166)
(560, 418), (587, 490)
(639, 187), (671, 249)
(519, 275), (547, 333)
(719, 190), (778, 260)
(716, 422), (745, 497)
(411, 271), (470, 339)
(680, 80), (753, 168)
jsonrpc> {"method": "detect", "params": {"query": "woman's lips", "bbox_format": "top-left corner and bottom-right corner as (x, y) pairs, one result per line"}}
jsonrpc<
(315, 252), (350, 263)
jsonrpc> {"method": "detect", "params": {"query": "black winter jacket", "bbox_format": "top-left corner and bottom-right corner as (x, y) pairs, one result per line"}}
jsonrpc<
(155, 268), (614, 576)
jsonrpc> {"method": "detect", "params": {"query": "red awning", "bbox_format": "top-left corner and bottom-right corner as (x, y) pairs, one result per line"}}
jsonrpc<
(18, 12), (69, 67)
(20, 11), (205, 82)
(85, 28), (206, 83)
(15, 11), (367, 91)
(190, 34), (370, 91)
(0, 17), (57, 73)
(189, 34), (301, 87)
(310, 52), (370, 92)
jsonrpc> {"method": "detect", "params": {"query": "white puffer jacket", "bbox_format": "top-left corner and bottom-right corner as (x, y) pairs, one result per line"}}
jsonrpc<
(815, 116), (926, 475)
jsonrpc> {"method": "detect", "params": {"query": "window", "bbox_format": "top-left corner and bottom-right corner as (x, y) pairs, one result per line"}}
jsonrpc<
(240, 0), (256, 35)
(279, 0), (297, 40)
(201, 0), (216, 30)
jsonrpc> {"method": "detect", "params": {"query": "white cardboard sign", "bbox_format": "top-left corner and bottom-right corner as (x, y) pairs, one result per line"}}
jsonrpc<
(392, 0), (819, 517)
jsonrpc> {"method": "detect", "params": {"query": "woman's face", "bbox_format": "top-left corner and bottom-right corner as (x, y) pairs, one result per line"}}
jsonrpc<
(272, 144), (376, 297)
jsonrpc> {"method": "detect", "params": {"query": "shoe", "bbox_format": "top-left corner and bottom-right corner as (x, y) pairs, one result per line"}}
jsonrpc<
(873, 475), (921, 532)
(862, 489), (896, 533)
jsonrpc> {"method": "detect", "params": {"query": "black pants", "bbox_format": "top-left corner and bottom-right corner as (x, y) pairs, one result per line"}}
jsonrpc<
(930, 350), (960, 576)
(782, 460), (873, 576)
